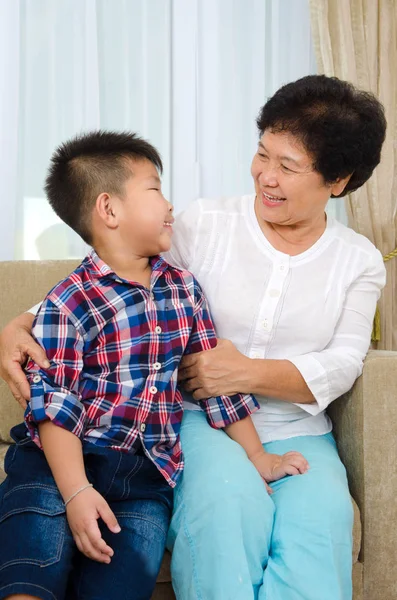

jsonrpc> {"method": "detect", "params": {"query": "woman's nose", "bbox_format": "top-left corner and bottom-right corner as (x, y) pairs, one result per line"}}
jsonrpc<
(259, 167), (278, 187)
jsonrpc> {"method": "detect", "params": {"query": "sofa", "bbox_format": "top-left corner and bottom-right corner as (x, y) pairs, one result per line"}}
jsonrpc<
(0, 260), (396, 600)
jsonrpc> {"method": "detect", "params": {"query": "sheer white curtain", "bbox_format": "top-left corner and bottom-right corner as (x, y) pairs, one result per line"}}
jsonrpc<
(1, 0), (171, 260)
(0, 0), (344, 261)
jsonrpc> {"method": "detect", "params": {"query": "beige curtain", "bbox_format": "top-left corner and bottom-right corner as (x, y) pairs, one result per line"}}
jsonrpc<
(309, 0), (397, 350)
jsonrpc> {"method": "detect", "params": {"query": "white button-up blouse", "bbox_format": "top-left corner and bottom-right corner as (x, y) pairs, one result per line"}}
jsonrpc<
(165, 194), (386, 443)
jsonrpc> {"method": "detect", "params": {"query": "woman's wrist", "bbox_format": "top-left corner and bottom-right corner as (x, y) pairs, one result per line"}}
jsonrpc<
(244, 357), (266, 395)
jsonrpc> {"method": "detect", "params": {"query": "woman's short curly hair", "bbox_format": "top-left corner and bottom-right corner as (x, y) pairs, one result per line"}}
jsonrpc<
(256, 75), (386, 197)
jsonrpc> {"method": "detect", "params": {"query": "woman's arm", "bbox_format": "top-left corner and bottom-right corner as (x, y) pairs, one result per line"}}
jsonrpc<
(180, 339), (315, 404)
(0, 311), (49, 407)
(180, 250), (385, 411)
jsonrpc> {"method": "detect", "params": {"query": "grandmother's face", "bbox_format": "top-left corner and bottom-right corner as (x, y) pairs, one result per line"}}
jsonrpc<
(251, 130), (348, 228)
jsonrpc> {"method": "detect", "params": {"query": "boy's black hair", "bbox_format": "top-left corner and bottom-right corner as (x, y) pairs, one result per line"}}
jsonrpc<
(256, 75), (386, 196)
(45, 130), (163, 244)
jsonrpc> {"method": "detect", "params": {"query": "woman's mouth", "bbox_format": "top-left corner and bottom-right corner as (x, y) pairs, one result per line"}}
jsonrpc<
(262, 191), (286, 207)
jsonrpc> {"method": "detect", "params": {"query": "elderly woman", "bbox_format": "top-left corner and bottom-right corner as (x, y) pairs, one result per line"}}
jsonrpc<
(0, 75), (387, 600)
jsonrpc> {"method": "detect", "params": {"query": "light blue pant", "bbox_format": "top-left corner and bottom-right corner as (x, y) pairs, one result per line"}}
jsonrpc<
(167, 410), (353, 600)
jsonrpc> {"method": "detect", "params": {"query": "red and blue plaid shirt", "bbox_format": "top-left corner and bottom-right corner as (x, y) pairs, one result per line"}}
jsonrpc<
(25, 250), (259, 486)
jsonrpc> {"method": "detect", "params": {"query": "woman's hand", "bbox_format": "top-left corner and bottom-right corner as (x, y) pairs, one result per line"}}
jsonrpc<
(0, 313), (50, 409)
(179, 339), (251, 400)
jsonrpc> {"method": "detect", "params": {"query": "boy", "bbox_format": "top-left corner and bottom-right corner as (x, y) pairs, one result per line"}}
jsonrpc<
(0, 131), (307, 600)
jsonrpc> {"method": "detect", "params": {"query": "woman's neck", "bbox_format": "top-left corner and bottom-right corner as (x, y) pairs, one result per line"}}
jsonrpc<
(258, 212), (327, 256)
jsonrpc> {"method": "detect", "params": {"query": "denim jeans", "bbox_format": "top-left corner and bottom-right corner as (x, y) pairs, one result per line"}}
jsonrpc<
(0, 423), (173, 600)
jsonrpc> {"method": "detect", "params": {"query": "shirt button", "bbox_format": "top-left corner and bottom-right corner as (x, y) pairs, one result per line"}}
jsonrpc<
(251, 352), (261, 359)
(154, 326), (162, 334)
(279, 265), (285, 271)
(32, 375), (42, 383)
(263, 320), (268, 330)
(153, 362), (161, 371)
(149, 386), (158, 394)
(140, 423), (146, 433)
(269, 289), (280, 298)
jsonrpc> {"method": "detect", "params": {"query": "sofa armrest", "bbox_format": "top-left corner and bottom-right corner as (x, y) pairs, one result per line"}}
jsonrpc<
(328, 349), (397, 600)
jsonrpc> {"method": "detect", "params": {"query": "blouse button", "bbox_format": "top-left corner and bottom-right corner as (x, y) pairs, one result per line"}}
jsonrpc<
(153, 362), (161, 371)
(149, 386), (158, 394)
(140, 423), (146, 433)
(32, 375), (42, 383)
(150, 293), (155, 300)
(154, 326), (162, 334)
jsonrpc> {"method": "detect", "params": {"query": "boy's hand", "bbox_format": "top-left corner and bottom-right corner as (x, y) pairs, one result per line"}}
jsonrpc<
(250, 450), (309, 483)
(66, 486), (121, 563)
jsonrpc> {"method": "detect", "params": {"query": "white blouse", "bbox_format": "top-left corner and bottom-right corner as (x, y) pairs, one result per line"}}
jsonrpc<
(164, 194), (386, 443)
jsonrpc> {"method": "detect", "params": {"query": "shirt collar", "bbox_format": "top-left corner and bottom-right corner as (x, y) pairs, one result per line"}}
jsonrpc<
(83, 249), (169, 283)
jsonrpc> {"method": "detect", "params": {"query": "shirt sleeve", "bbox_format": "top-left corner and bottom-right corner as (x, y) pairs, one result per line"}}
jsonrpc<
(24, 298), (86, 446)
(163, 200), (202, 270)
(26, 302), (41, 316)
(185, 278), (260, 428)
(289, 250), (386, 415)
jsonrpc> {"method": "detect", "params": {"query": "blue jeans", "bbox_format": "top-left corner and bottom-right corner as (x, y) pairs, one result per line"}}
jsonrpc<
(0, 423), (173, 600)
(167, 410), (353, 600)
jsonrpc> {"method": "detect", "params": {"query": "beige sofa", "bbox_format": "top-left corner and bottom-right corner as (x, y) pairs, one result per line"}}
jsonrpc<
(0, 260), (396, 600)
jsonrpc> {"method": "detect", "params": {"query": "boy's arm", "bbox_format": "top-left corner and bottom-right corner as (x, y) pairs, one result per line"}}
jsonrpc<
(27, 299), (120, 562)
(224, 416), (308, 483)
(38, 420), (88, 501)
(25, 297), (87, 444)
(39, 420), (120, 563)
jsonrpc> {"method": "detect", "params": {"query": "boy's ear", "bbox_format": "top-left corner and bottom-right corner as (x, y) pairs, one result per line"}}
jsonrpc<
(95, 193), (119, 229)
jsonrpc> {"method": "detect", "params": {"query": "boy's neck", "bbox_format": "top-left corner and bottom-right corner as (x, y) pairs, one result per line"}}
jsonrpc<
(93, 244), (153, 289)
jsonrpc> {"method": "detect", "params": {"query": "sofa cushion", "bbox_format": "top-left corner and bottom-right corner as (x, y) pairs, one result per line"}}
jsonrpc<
(0, 260), (80, 443)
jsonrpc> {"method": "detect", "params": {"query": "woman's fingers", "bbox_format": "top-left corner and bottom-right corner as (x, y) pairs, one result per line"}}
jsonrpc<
(183, 377), (200, 393)
(23, 341), (50, 370)
(8, 380), (28, 409)
(179, 353), (198, 370)
(177, 366), (197, 382)
(192, 387), (209, 401)
(5, 361), (31, 402)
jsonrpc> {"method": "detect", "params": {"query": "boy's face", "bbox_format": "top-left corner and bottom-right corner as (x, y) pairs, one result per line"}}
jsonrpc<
(116, 159), (174, 256)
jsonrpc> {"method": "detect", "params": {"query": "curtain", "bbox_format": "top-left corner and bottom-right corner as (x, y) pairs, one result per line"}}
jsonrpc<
(0, 0), (172, 261)
(310, 0), (397, 350)
(1, 0), (330, 262)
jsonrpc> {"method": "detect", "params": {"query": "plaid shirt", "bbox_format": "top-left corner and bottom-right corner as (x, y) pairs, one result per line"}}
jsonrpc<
(25, 250), (259, 486)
